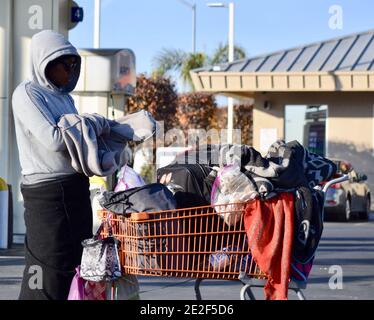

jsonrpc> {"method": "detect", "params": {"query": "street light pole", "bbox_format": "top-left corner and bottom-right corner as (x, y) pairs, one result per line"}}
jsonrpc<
(177, 0), (197, 53)
(192, 3), (196, 53)
(94, 0), (101, 48)
(227, 2), (234, 144)
(207, 2), (235, 144)
(228, 2), (234, 62)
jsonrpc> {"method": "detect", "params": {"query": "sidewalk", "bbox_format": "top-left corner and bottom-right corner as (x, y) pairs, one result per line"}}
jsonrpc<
(0, 245), (25, 300)
(0, 245), (254, 300)
(0, 244), (25, 257)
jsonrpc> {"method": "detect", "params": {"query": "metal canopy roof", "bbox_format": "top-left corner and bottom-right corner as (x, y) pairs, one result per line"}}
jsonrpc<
(191, 30), (374, 94)
(196, 29), (374, 73)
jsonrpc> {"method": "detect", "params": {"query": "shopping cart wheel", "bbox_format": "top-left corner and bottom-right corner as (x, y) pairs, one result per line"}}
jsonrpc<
(296, 289), (306, 300)
(359, 195), (370, 220)
(194, 279), (203, 300)
(240, 284), (256, 300)
(289, 281), (307, 300)
(344, 198), (352, 222)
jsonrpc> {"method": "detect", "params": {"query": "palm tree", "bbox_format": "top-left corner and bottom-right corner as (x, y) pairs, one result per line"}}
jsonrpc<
(152, 48), (188, 78)
(210, 43), (247, 65)
(152, 43), (247, 91)
(152, 49), (207, 90)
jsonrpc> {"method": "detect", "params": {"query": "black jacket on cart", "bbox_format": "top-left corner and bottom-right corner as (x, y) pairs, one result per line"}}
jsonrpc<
(157, 163), (214, 208)
(98, 183), (177, 216)
(293, 186), (325, 264)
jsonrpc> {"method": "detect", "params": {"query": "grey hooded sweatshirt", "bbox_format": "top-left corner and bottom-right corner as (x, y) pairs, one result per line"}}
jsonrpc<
(12, 30), (82, 184)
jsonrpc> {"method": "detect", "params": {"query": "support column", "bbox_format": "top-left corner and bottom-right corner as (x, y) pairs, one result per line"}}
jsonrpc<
(0, 0), (12, 248)
(7, 0), (70, 243)
(0, 0), (12, 182)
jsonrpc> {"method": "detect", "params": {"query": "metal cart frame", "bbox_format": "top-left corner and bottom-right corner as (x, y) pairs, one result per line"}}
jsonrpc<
(101, 174), (349, 300)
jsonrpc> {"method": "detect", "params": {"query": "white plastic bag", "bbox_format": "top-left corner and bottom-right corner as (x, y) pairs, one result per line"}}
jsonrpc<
(89, 176), (108, 233)
(211, 165), (258, 226)
(114, 165), (145, 192)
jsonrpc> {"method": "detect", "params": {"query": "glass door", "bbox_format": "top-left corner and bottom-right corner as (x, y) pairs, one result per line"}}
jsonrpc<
(285, 105), (327, 156)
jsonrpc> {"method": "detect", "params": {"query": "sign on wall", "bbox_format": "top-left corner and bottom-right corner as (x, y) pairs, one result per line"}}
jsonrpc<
(112, 49), (136, 95)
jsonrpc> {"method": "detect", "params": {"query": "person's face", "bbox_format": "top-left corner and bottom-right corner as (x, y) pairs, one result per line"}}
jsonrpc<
(45, 55), (79, 88)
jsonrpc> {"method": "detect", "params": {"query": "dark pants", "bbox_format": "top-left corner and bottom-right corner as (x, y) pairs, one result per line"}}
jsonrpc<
(19, 174), (93, 300)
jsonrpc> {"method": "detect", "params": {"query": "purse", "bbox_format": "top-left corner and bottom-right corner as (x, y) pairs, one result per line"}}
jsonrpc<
(67, 266), (107, 300)
(80, 219), (122, 282)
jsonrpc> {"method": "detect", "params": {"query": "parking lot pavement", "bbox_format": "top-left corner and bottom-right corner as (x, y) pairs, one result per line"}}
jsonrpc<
(137, 277), (248, 300)
(1, 213), (374, 300)
(136, 213), (374, 300)
(0, 245), (24, 300)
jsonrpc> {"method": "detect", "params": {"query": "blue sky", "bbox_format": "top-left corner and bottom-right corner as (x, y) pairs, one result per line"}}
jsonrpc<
(69, 0), (374, 81)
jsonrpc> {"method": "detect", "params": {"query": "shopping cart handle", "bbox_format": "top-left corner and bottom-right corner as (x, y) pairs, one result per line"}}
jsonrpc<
(322, 174), (349, 193)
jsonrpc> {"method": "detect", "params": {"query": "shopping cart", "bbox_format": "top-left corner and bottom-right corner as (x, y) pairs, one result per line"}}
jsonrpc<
(100, 174), (349, 300)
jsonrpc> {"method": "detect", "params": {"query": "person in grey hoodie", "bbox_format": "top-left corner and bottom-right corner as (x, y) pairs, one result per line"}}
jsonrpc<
(12, 30), (93, 300)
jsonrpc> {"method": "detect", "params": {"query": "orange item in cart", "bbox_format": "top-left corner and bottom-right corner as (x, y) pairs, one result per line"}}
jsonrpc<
(244, 193), (294, 300)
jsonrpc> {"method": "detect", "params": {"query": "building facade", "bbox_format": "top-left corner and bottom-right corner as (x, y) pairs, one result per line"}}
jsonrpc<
(191, 30), (374, 198)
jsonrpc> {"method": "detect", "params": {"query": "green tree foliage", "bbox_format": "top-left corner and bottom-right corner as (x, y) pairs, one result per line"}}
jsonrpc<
(153, 49), (207, 90)
(152, 48), (187, 79)
(210, 43), (247, 65)
(180, 53), (206, 89)
(152, 43), (247, 91)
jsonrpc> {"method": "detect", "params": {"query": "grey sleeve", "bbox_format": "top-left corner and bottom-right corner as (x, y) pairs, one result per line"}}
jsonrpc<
(12, 85), (67, 152)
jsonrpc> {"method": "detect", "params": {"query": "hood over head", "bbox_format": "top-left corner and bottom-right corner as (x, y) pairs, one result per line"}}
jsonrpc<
(30, 30), (81, 94)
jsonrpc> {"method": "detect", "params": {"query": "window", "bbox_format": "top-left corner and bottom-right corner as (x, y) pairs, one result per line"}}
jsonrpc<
(285, 105), (328, 156)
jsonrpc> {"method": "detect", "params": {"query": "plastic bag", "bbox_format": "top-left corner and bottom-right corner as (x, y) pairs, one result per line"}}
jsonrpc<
(89, 176), (108, 233)
(84, 281), (107, 300)
(67, 266), (85, 300)
(209, 246), (252, 272)
(114, 165), (145, 192)
(68, 266), (108, 300)
(211, 165), (258, 226)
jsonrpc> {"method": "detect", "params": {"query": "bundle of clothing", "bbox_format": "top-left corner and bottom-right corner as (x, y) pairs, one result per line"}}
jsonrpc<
(57, 109), (157, 177)
(175, 140), (336, 196)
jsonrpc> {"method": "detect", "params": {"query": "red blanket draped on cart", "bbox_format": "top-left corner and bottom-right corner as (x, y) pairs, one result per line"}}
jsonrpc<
(244, 193), (294, 300)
